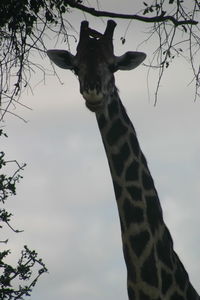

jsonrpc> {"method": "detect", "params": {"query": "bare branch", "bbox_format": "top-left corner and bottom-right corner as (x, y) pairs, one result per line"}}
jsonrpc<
(65, 0), (198, 26)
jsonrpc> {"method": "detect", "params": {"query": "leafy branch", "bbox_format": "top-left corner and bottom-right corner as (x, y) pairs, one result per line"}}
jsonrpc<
(0, 246), (48, 300)
(0, 131), (25, 235)
(137, 0), (200, 103)
(65, 0), (198, 26)
(0, 0), (71, 121)
(0, 130), (47, 299)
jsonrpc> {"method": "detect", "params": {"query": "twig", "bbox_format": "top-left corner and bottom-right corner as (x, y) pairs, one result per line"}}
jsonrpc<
(65, 0), (198, 26)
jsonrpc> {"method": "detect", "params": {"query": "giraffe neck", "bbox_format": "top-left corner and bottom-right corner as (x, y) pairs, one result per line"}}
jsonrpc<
(95, 88), (199, 300)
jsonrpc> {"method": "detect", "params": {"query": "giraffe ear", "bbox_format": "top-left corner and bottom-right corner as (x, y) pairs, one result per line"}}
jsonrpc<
(47, 49), (75, 70)
(115, 51), (146, 71)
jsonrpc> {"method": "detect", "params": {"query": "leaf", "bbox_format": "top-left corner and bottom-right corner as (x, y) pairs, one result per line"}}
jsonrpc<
(149, 6), (154, 13)
(120, 37), (126, 45)
(182, 25), (187, 33)
(155, 4), (161, 11)
(143, 8), (149, 15)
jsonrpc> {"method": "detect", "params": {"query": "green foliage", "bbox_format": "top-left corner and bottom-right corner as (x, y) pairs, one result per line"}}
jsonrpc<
(0, 130), (47, 299)
(0, 0), (71, 121)
(0, 0), (70, 32)
(0, 246), (47, 300)
(0, 150), (23, 203)
(143, 2), (162, 15)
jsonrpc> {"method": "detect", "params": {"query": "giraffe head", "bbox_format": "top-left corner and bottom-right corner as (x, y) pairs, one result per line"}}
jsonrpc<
(47, 20), (146, 112)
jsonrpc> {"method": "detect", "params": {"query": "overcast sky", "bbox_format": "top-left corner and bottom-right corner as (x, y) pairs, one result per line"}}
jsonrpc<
(1, 1), (200, 299)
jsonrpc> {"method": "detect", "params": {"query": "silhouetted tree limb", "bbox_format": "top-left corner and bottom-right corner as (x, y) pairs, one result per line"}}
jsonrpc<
(66, 0), (198, 26)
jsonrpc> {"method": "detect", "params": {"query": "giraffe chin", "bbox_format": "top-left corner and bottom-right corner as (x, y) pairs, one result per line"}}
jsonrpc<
(82, 90), (104, 112)
(85, 99), (104, 112)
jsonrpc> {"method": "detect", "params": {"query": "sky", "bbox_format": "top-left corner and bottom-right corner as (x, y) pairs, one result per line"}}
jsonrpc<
(1, 1), (200, 299)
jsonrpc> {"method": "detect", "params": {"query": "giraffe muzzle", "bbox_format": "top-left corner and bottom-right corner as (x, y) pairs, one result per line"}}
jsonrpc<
(82, 88), (104, 111)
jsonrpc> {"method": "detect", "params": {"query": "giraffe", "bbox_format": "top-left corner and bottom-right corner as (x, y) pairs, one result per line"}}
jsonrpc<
(47, 20), (200, 300)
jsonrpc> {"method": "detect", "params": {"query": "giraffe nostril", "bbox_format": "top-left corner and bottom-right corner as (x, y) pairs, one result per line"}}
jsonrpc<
(87, 80), (101, 93)
(89, 82), (96, 90)
(82, 79), (103, 103)
(82, 88), (103, 103)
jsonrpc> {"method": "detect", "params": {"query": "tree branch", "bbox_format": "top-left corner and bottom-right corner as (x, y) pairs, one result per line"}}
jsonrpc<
(66, 0), (198, 26)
